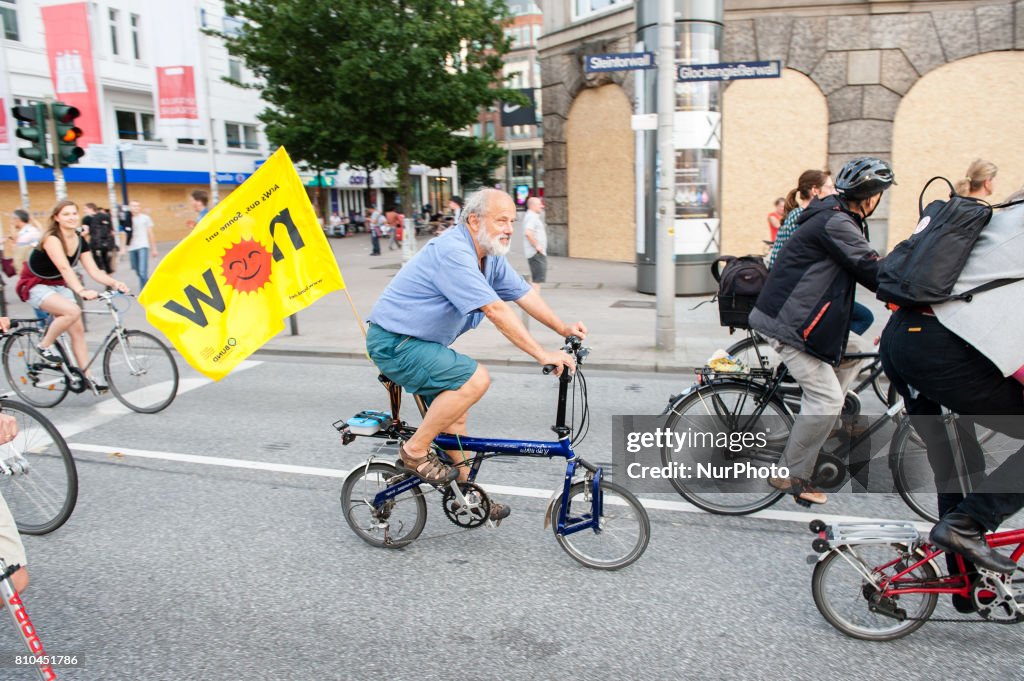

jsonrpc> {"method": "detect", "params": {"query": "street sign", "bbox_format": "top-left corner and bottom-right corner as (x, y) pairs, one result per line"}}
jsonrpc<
(584, 52), (656, 73)
(676, 60), (781, 82)
(87, 144), (114, 164)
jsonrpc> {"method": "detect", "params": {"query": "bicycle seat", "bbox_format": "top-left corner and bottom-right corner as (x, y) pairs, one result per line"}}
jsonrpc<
(377, 374), (428, 420)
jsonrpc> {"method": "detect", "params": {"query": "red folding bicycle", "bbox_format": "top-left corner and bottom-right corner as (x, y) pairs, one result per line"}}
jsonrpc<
(808, 519), (1023, 640)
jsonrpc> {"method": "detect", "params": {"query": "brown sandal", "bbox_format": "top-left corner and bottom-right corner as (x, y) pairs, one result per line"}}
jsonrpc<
(489, 500), (511, 524)
(398, 444), (458, 485)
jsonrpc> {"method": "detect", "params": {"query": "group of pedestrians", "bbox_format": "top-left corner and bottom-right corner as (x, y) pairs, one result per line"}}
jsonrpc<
(755, 157), (1024, 594)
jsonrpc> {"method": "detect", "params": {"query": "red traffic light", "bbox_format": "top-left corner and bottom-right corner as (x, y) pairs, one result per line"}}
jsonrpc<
(51, 104), (81, 124)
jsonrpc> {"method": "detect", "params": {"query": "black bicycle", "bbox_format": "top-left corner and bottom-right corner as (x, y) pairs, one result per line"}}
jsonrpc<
(720, 328), (896, 410)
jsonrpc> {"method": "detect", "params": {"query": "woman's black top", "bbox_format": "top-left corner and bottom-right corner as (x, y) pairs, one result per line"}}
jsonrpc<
(28, 233), (83, 279)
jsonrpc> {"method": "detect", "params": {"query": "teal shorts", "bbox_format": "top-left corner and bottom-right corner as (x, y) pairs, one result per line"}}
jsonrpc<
(366, 324), (477, 400)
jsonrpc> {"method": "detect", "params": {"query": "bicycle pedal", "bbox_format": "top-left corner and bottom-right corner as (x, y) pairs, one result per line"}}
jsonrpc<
(793, 496), (812, 508)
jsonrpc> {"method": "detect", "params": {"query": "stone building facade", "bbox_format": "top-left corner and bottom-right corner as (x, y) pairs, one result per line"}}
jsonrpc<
(539, 0), (1024, 263)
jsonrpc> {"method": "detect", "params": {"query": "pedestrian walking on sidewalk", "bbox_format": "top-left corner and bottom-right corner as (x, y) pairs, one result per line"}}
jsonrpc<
(127, 201), (157, 289)
(522, 196), (547, 291)
(368, 206), (383, 256)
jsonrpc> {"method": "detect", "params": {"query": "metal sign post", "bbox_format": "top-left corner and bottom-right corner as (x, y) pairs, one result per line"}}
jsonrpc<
(655, 0), (675, 351)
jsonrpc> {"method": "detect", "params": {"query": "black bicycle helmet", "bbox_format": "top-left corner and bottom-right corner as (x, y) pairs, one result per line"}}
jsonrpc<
(835, 157), (896, 200)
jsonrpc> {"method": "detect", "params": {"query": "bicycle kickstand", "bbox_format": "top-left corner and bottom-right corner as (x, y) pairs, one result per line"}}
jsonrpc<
(0, 559), (57, 680)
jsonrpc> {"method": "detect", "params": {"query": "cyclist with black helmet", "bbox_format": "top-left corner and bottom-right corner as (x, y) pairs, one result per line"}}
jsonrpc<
(748, 157), (896, 505)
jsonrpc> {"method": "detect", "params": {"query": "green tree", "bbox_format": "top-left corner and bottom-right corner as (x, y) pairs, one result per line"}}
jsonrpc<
(417, 132), (505, 192)
(219, 0), (518, 213)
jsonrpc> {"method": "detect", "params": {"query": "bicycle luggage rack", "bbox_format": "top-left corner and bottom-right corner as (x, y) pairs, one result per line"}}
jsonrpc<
(810, 520), (921, 554)
(696, 366), (774, 381)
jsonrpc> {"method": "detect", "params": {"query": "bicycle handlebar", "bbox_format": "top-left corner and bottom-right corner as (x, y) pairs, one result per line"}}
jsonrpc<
(96, 290), (135, 301)
(542, 335), (589, 375)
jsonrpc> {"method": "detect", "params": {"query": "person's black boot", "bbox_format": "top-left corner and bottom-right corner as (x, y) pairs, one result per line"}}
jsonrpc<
(930, 512), (1017, 574)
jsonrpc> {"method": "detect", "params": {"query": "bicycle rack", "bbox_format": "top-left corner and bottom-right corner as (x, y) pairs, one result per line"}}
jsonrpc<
(825, 522), (921, 549)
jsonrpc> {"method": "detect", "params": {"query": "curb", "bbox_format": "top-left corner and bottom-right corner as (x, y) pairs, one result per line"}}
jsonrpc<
(250, 345), (698, 375)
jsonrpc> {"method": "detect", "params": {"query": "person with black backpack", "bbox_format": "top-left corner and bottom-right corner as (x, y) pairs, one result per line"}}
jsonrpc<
(879, 186), (1024, 585)
(748, 157), (895, 505)
(82, 203), (117, 274)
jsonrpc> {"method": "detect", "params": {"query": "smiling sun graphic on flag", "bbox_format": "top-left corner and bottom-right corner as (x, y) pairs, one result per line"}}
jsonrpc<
(221, 238), (273, 293)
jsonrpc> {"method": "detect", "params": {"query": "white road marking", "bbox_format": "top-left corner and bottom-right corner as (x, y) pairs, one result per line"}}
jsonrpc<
(66, 442), (932, 530)
(46, 360), (261, 439)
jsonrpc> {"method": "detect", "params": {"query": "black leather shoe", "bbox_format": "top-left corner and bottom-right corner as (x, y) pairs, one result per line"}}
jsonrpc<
(930, 512), (1017, 574)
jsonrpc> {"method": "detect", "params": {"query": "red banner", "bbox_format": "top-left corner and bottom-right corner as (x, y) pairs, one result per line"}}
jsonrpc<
(41, 3), (101, 147)
(156, 66), (198, 120)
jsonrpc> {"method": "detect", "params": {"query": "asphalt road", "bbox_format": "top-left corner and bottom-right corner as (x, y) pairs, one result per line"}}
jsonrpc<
(2, 357), (1020, 681)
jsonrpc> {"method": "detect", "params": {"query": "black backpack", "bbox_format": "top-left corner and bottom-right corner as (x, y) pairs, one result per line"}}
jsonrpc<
(877, 177), (1024, 307)
(711, 255), (769, 330)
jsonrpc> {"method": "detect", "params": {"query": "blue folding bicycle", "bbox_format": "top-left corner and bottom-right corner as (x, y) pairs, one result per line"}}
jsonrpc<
(335, 336), (650, 570)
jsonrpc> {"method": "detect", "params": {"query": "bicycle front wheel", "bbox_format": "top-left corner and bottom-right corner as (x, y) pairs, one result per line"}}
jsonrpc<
(812, 544), (937, 641)
(663, 383), (791, 515)
(550, 479), (649, 570)
(0, 399), (77, 535)
(341, 462), (427, 549)
(2, 329), (69, 409)
(890, 421), (1015, 525)
(725, 333), (779, 372)
(103, 331), (179, 413)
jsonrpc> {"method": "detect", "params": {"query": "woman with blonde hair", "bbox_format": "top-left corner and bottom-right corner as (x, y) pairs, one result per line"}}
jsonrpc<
(955, 159), (997, 199)
(15, 200), (129, 391)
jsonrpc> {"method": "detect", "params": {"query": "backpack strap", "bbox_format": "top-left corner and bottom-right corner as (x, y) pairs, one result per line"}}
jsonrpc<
(918, 177), (956, 216)
(952, 277), (1024, 303)
(710, 256), (735, 284)
(991, 197), (1024, 211)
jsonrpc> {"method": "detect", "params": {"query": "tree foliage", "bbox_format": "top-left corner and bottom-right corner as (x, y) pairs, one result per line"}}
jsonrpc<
(218, 0), (518, 211)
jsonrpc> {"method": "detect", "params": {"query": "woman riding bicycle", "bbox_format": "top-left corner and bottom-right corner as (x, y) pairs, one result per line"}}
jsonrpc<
(15, 200), (129, 392)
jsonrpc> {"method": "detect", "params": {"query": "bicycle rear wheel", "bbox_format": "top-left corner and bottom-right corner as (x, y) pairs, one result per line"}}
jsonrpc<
(0, 399), (77, 535)
(812, 544), (937, 641)
(103, 330), (179, 413)
(550, 479), (649, 570)
(341, 462), (427, 548)
(663, 383), (791, 515)
(1, 329), (69, 408)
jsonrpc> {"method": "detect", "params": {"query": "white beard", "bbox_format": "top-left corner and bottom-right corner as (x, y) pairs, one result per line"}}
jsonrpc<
(477, 227), (510, 257)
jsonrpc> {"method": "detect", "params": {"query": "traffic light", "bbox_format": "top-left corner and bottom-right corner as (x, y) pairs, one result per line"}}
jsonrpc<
(50, 102), (84, 166)
(11, 103), (49, 166)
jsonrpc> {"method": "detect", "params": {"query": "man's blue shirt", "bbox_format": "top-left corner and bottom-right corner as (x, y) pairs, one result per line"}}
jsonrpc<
(367, 225), (531, 346)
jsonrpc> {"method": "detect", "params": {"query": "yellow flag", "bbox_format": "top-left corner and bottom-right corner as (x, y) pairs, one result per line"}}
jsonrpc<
(139, 147), (345, 380)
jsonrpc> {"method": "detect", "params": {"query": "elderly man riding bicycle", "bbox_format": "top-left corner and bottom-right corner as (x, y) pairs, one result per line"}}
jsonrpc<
(365, 188), (586, 521)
